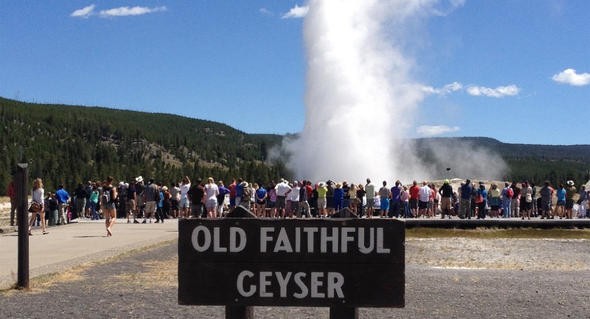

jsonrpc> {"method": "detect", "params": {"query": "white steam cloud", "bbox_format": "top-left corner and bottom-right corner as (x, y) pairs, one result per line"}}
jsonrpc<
(280, 0), (507, 184)
(417, 125), (460, 136)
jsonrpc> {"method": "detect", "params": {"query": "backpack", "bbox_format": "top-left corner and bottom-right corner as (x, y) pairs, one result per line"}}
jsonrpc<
(506, 188), (514, 198)
(101, 188), (111, 205)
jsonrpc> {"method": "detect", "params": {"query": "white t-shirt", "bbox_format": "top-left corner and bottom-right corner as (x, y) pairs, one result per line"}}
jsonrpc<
(289, 186), (300, 201)
(419, 185), (431, 202)
(205, 183), (219, 200)
(275, 182), (291, 197)
(180, 183), (191, 199)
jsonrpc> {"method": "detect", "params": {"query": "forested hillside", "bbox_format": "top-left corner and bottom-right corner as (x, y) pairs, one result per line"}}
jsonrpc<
(0, 97), (286, 193)
(1, 98), (589, 194)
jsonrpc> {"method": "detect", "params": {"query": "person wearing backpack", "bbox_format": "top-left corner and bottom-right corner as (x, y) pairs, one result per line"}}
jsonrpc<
(501, 182), (513, 218)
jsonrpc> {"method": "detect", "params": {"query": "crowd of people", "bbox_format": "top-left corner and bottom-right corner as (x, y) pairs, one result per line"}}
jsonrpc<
(8, 175), (590, 235)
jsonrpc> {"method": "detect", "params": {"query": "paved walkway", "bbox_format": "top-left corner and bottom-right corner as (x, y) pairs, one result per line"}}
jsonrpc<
(0, 218), (178, 289)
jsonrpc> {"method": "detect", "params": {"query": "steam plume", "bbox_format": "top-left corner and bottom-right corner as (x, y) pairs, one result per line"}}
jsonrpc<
(281, 0), (506, 183)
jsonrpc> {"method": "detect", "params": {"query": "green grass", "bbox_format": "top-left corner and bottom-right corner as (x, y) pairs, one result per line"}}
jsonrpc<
(406, 228), (590, 239)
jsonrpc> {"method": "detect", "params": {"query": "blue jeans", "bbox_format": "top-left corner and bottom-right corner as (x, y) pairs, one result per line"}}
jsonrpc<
(502, 199), (511, 218)
(91, 202), (100, 220)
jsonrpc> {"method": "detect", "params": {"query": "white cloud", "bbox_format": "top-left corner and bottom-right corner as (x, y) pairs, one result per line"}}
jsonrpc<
(422, 82), (463, 95)
(282, 4), (309, 19)
(99, 6), (167, 18)
(71, 4), (96, 18)
(417, 125), (460, 137)
(552, 68), (590, 86)
(466, 85), (520, 98)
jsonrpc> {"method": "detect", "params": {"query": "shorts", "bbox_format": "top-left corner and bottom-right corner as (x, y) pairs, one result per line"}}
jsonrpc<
(317, 197), (327, 209)
(126, 199), (136, 211)
(366, 198), (375, 208)
(556, 200), (565, 207)
(327, 197), (335, 209)
(409, 199), (418, 210)
(380, 198), (389, 211)
(256, 199), (266, 205)
(565, 199), (574, 209)
(181, 197), (190, 209)
(418, 201), (428, 210)
(170, 199), (179, 210)
(276, 196), (286, 209)
(145, 201), (157, 214)
(491, 205), (500, 211)
(205, 198), (218, 210)
(520, 201), (532, 211)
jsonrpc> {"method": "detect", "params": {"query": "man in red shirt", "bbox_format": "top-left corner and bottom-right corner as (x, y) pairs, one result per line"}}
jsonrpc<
(409, 180), (420, 218)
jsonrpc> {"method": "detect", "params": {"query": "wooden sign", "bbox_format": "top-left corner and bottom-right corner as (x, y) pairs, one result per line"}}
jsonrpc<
(178, 218), (405, 308)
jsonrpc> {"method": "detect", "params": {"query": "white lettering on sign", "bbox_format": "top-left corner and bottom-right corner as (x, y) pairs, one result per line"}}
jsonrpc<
(259, 227), (390, 254)
(191, 226), (246, 252)
(192, 226), (391, 254)
(236, 271), (345, 299)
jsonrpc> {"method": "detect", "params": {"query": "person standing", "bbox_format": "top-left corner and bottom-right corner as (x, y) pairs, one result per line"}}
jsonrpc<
(73, 183), (88, 220)
(254, 182), (267, 218)
(389, 180), (402, 218)
(204, 177), (219, 218)
(501, 182), (513, 218)
(126, 181), (138, 223)
(187, 179), (204, 218)
(539, 181), (553, 219)
(487, 184), (501, 218)
(275, 179), (291, 218)
(55, 184), (70, 225)
(378, 181), (391, 218)
(170, 182), (180, 218)
(217, 181), (230, 218)
(459, 180), (473, 219)
(316, 182), (328, 218)
(520, 181), (533, 220)
(418, 181), (431, 218)
(102, 177), (117, 237)
(439, 180), (453, 219)
(89, 184), (100, 220)
(28, 178), (47, 235)
(365, 179), (376, 218)
(46, 192), (59, 226)
(143, 179), (159, 223)
(565, 180), (576, 219)
(180, 176), (191, 218)
(408, 181), (420, 218)
(476, 182), (487, 219)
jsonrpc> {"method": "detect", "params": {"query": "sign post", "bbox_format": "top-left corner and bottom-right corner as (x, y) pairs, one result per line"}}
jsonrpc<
(16, 163), (29, 289)
(178, 212), (405, 317)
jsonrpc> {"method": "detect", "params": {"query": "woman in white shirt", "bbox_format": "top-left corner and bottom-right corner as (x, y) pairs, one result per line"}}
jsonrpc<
(28, 178), (47, 235)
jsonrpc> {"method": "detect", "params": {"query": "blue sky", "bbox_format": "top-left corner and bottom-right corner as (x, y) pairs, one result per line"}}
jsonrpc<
(1, 1), (589, 145)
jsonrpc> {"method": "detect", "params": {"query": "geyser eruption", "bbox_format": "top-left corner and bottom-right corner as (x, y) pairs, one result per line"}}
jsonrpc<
(284, 0), (428, 183)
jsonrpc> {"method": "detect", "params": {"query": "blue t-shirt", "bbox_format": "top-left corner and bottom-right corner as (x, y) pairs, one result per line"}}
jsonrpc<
(56, 188), (70, 204)
(460, 184), (473, 200)
(255, 187), (267, 201)
(556, 188), (566, 202)
(390, 186), (401, 203)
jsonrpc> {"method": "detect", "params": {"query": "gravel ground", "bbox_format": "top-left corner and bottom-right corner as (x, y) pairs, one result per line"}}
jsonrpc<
(1, 238), (589, 319)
